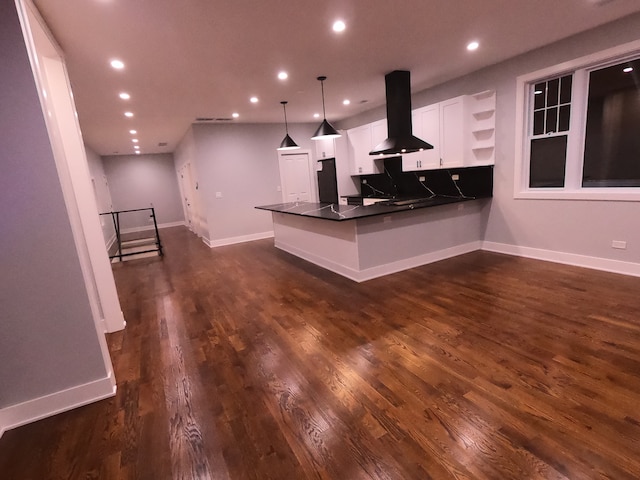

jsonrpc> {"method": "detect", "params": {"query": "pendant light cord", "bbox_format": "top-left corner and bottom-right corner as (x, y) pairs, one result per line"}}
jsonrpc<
(320, 79), (327, 119)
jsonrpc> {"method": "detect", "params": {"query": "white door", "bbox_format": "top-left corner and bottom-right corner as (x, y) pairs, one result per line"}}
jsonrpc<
(279, 152), (312, 202)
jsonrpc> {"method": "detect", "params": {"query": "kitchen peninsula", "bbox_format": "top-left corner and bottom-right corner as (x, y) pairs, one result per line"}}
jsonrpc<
(257, 164), (493, 282)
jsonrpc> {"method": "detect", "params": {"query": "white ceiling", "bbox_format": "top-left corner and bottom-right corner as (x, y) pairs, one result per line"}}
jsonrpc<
(32, 0), (640, 156)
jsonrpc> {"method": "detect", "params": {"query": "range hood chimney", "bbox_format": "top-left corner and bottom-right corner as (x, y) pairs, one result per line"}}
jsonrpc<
(369, 70), (433, 156)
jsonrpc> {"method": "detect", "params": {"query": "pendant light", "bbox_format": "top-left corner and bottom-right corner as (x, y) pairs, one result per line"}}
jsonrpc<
(277, 101), (300, 151)
(311, 76), (341, 140)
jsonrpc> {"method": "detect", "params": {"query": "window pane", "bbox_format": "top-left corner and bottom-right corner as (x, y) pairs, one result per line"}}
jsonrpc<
(582, 59), (640, 187)
(545, 107), (558, 133)
(558, 105), (571, 132)
(530, 136), (567, 188)
(547, 78), (559, 107)
(533, 110), (545, 135)
(560, 75), (572, 104)
(534, 83), (546, 109)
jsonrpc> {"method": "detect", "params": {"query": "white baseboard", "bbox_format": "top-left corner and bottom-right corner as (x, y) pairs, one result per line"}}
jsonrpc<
(482, 241), (640, 278)
(0, 374), (116, 439)
(120, 221), (185, 235)
(358, 241), (483, 282)
(275, 240), (362, 281)
(276, 240), (483, 283)
(205, 231), (274, 248)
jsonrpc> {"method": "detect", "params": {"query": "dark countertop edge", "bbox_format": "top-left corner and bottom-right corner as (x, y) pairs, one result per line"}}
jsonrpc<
(255, 196), (490, 222)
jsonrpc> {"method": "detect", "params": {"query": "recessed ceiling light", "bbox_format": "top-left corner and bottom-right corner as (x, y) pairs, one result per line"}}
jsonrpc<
(124, 111), (133, 117)
(343, 99), (350, 105)
(623, 66), (634, 73)
(134, 145), (140, 149)
(313, 113), (320, 118)
(232, 112), (240, 118)
(119, 92), (130, 100)
(132, 139), (139, 143)
(129, 129), (137, 134)
(250, 96), (259, 103)
(278, 71), (288, 80)
(333, 20), (346, 33)
(110, 59), (124, 70)
(467, 41), (479, 51)
(135, 151), (141, 155)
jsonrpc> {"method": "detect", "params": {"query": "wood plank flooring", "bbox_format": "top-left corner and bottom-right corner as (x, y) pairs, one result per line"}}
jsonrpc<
(1, 225), (640, 479)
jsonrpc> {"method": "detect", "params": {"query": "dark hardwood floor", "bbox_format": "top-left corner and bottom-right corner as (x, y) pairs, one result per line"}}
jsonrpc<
(2, 225), (640, 479)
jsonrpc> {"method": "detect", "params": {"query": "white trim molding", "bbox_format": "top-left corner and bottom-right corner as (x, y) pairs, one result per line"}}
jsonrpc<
(0, 374), (116, 438)
(276, 239), (483, 283)
(205, 231), (274, 248)
(482, 241), (640, 278)
(120, 220), (186, 235)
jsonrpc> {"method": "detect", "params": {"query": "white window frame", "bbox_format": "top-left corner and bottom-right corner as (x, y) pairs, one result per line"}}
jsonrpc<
(514, 39), (640, 202)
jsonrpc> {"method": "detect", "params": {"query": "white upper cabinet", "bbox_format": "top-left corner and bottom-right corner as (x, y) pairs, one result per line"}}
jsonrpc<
(403, 97), (465, 172)
(402, 104), (440, 172)
(440, 96), (465, 168)
(314, 136), (336, 160)
(347, 122), (384, 175)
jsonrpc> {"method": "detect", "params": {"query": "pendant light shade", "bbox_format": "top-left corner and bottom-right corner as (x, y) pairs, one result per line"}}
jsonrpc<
(311, 76), (341, 140)
(277, 101), (300, 151)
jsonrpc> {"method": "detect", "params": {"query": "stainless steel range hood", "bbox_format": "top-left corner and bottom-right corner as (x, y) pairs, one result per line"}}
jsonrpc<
(370, 70), (433, 156)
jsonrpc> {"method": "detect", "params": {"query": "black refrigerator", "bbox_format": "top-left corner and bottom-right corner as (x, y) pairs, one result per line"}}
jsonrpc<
(317, 158), (339, 204)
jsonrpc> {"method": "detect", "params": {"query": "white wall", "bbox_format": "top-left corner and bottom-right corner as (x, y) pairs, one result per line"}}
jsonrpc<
(102, 153), (184, 232)
(339, 12), (640, 272)
(85, 145), (115, 245)
(0, 0), (108, 412)
(185, 122), (318, 246)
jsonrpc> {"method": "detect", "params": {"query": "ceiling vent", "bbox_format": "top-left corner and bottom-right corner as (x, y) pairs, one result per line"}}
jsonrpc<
(158, 142), (168, 147)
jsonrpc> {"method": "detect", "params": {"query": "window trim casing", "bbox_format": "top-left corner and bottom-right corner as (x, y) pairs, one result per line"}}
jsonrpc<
(514, 39), (640, 202)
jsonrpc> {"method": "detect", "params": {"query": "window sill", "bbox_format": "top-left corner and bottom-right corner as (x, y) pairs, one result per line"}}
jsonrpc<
(514, 188), (640, 202)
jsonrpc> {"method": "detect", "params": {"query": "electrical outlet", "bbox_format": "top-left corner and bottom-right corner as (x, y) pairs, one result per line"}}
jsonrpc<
(276, 186), (281, 192)
(215, 192), (222, 198)
(419, 176), (426, 182)
(612, 240), (627, 249)
(452, 174), (460, 181)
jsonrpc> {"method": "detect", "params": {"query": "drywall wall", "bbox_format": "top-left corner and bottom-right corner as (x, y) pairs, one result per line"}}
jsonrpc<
(0, 0), (108, 409)
(174, 127), (209, 239)
(102, 153), (184, 232)
(85, 145), (115, 246)
(339, 12), (640, 272)
(189, 122), (318, 245)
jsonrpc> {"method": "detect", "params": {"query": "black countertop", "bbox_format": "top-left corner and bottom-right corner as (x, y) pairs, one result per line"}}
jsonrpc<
(256, 195), (482, 222)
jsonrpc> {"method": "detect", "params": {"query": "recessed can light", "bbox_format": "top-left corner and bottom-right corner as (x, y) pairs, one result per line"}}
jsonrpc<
(110, 59), (125, 69)
(333, 20), (346, 33)
(124, 111), (134, 117)
(313, 113), (320, 118)
(132, 139), (138, 143)
(343, 99), (350, 105)
(623, 67), (633, 73)
(232, 112), (240, 118)
(278, 71), (288, 80)
(135, 151), (141, 155)
(119, 92), (130, 100)
(250, 96), (259, 103)
(467, 41), (479, 51)
(129, 129), (137, 134)
(134, 145), (140, 149)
